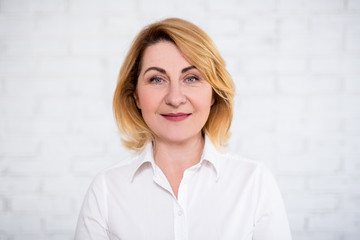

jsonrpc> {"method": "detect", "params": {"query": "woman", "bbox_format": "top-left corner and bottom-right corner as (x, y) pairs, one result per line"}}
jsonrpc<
(75, 18), (292, 240)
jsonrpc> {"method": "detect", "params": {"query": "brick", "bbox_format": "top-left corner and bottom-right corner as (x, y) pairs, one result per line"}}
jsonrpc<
(307, 95), (341, 114)
(344, 116), (360, 134)
(343, 194), (360, 213)
(40, 135), (105, 156)
(294, 232), (341, 240)
(343, 157), (360, 175)
(278, 15), (309, 35)
(234, 133), (276, 160)
(36, 15), (103, 35)
(287, 212), (306, 232)
(283, 192), (338, 212)
(347, 0), (360, 10)
(5, 78), (69, 96)
(345, 30), (360, 51)
(232, 115), (275, 134)
(7, 158), (70, 176)
(236, 74), (276, 95)
(1, 0), (66, 13)
(307, 0), (344, 11)
(344, 136), (360, 156)
(104, 16), (142, 36)
(70, 37), (126, 55)
(309, 176), (360, 193)
(242, 16), (277, 35)
(344, 76), (360, 93)
(12, 234), (73, 240)
(2, 37), (68, 56)
(69, 77), (106, 96)
(276, 135), (306, 155)
(204, 18), (241, 36)
(0, 198), (5, 213)
(311, 14), (345, 34)
(0, 177), (40, 195)
(0, 137), (39, 156)
(276, 153), (341, 173)
(275, 96), (307, 115)
(309, 57), (343, 75)
(277, 56), (307, 74)
(277, 0), (308, 11)
(71, 158), (114, 175)
(137, 0), (177, 12)
(276, 115), (341, 135)
(276, 175), (306, 191)
(276, 116), (307, 134)
(69, 117), (115, 137)
(37, 98), (82, 118)
(308, 31), (343, 54)
(279, 33), (310, 54)
(42, 176), (92, 197)
(44, 215), (78, 232)
(241, 55), (277, 74)
(0, 234), (8, 240)
(237, 0), (277, 11)
(10, 195), (72, 214)
(341, 95), (360, 115)
(70, 0), (135, 13)
(344, 56), (360, 74)
(0, 215), (42, 233)
(306, 116), (342, 135)
(0, 15), (34, 34)
(1, 117), (69, 136)
(0, 58), (38, 75)
(238, 96), (277, 117)
(307, 135), (344, 155)
(38, 58), (104, 75)
(308, 213), (360, 233)
(0, 99), (37, 117)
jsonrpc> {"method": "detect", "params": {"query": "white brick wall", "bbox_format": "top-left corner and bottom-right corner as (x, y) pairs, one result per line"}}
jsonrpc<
(0, 0), (359, 239)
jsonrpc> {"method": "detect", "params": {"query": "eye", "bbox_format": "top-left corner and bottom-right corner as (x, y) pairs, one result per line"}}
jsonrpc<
(185, 76), (199, 83)
(150, 77), (164, 84)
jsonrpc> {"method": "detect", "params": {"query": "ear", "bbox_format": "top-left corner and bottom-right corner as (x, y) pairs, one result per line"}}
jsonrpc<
(133, 92), (141, 109)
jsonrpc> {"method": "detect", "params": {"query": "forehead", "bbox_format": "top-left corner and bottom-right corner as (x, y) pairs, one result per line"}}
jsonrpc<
(140, 41), (191, 70)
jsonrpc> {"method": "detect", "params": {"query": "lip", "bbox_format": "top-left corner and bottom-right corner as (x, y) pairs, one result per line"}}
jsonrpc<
(161, 112), (191, 121)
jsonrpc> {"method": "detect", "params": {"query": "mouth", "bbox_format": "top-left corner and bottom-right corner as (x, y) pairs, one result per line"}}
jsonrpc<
(160, 113), (191, 121)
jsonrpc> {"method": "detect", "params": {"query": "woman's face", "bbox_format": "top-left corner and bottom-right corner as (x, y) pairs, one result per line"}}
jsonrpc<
(135, 41), (213, 145)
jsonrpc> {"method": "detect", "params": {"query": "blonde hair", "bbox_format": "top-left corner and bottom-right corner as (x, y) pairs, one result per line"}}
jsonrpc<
(113, 18), (235, 151)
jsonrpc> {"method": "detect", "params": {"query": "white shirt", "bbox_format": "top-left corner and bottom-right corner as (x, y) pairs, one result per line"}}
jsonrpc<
(75, 137), (292, 240)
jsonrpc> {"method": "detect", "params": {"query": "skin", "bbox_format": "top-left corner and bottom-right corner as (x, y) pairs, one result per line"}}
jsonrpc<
(135, 41), (214, 197)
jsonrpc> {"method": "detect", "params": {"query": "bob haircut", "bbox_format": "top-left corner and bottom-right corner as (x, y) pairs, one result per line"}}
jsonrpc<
(113, 18), (235, 151)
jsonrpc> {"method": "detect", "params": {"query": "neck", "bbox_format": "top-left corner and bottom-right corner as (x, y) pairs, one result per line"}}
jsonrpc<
(153, 134), (205, 171)
(153, 134), (205, 198)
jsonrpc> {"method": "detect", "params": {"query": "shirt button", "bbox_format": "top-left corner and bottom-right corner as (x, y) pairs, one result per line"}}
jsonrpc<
(178, 210), (183, 216)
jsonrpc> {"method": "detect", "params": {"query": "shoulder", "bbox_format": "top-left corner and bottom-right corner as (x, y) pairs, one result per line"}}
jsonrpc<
(90, 153), (141, 186)
(218, 152), (274, 183)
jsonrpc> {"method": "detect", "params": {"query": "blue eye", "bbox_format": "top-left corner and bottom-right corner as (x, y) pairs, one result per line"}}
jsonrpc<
(186, 76), (198, 83)
(150, 77), (163, 84)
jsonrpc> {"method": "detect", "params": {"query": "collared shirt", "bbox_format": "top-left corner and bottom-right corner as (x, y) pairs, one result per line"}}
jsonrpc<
(75, 137), (292, 240)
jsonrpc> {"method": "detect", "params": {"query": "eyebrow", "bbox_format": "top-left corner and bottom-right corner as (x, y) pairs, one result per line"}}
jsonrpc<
(143, 65), (196, 76)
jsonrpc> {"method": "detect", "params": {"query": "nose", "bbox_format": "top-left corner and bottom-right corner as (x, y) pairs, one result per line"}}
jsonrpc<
(164, 82), (187, 107)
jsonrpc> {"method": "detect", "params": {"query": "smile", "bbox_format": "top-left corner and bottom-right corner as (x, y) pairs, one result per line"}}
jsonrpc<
(161, 113), (191, 121)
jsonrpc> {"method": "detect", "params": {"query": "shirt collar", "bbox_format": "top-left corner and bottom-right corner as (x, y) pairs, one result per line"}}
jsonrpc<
(129, 135), (222, 182)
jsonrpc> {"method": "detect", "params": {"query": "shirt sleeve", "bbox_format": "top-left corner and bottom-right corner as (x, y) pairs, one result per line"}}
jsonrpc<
(252, 166), (292, 240)
(75, 173), (109, 240)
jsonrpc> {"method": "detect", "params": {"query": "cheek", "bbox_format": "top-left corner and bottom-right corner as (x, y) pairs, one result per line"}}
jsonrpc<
(136, 88), (161, 111)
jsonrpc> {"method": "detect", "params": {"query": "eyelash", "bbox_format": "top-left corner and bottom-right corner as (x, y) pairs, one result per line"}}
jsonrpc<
(149, 77), (164, 84)
(185, 76), (199, 83)
(148, 75), (200, 84)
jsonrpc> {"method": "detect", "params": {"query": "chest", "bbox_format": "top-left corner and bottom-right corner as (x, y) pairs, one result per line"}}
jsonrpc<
(106, 168), (257, 240)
